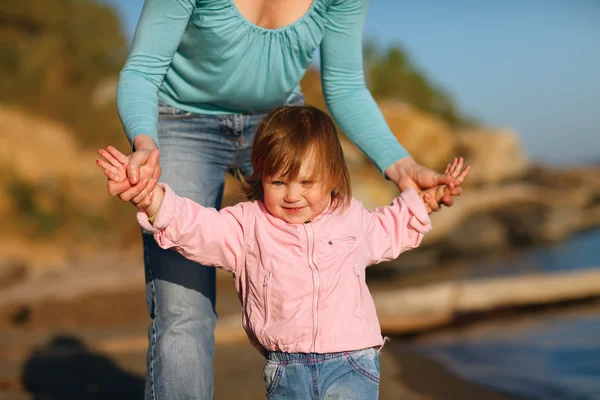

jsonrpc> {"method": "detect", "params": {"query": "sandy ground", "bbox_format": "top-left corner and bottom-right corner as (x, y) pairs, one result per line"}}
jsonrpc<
(0, 259), (516, 400)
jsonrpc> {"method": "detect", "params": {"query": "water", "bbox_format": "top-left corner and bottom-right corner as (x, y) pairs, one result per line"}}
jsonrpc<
(406, 230), (600, 400)
(466, 229), (600, 279)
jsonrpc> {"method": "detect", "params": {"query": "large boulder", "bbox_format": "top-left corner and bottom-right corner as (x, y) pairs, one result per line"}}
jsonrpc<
(379, 101), (455, 171)
(453, 128), (529, 186)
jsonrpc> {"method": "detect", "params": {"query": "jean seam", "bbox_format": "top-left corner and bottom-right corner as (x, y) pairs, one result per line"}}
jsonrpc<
(311, 360), (319, 400)
(345, 352), (380, 384)
(266, 363), (285, 398)
(144, 237), (158, 400)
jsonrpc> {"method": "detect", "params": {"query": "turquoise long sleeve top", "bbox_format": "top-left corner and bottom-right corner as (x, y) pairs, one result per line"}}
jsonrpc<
(117, 0), (409, 172)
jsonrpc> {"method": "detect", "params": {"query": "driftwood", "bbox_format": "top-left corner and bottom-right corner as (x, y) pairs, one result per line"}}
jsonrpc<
(2, 263), (599, 352)
(375, 268), (600, 333)
(424, 184), (598, 244)
(98, 268), (600, 352)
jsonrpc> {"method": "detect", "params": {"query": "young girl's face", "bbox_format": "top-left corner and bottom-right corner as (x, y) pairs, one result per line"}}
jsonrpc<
(262, 152), (331, 224)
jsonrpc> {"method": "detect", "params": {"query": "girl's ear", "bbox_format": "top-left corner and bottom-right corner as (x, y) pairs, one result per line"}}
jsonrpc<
(331, 187), (339, 196)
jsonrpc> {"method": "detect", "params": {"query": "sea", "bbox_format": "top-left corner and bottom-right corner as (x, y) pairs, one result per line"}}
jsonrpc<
(402, 229), (600, 400)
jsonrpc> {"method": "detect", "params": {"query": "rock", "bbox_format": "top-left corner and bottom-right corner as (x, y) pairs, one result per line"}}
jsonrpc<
(0, 260), (26, 290)
(441, 214), (510, 256)
(454, 128), (529, 186)
(379, 101), (455, 171)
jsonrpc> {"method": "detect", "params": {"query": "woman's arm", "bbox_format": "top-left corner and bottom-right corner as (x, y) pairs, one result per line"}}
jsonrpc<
(111, 0), (195, 200)
(117, 0), (195, 148)
(320, 0), (404, 173)
(320, 0), (460, 206)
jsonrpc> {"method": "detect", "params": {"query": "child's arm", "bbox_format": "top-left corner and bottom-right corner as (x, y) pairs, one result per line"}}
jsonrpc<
(360, 159), (470, 265)
(97, 147), (246, 273)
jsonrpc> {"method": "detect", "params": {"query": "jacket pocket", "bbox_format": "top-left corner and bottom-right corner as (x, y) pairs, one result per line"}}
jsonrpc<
(328, 236), (357, 245)
(260, 272), (272, 338)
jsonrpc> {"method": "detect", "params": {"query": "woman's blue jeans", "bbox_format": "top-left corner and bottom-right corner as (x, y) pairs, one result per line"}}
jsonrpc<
(143, 97), (302, 400)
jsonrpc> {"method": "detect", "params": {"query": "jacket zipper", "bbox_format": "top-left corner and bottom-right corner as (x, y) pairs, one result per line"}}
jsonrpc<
(304, 222), (320, 352)
(353, 265), (364, 316)
(260, 271), (272, 337)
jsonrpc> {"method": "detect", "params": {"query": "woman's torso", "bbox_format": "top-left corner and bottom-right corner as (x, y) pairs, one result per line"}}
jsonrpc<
(159, 0), (332, 114)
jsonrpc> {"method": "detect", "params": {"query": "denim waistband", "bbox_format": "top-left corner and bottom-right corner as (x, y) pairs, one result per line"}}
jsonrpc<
(266, 347), (376, 363)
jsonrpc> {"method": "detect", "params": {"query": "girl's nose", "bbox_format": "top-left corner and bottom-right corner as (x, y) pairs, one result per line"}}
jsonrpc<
(284, 186), (301, 203)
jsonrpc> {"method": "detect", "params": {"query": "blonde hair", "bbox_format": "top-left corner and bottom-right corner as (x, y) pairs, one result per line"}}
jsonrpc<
(241, 105), (351, 210)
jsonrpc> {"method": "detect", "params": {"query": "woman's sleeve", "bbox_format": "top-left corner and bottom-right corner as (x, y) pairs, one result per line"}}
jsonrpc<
(320, 0), (410, 173)
(116, 0), (195, 148)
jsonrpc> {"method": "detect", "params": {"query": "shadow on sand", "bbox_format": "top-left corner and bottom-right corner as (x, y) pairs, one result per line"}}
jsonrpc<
(21, 335), (144, 400)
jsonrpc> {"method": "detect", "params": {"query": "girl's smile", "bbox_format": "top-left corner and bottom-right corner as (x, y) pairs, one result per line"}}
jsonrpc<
(262, 152), (331, 224)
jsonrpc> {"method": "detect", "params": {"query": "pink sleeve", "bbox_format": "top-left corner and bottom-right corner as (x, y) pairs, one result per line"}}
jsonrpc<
(361, 187), (432, 265)
(137, 184), (246, 273)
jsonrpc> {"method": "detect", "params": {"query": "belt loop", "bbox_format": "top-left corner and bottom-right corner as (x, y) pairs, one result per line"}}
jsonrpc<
(377, 336), (390, 354)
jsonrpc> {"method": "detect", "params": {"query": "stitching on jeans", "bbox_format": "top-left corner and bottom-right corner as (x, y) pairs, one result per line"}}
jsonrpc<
(345, 352), (380, 384)
(311, 361), (319, 400)
(145, 238), (158, 400)
(266, 363), (285, 398)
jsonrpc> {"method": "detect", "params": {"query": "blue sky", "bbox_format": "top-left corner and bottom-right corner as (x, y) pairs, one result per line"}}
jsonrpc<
(103, 0), (599, 165)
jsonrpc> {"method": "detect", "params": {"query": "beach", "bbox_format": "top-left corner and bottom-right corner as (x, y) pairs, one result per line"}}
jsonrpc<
(0, 260), (516, 400)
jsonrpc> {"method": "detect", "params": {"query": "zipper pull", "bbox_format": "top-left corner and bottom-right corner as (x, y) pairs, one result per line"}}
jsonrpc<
(264, 272), (271, 286)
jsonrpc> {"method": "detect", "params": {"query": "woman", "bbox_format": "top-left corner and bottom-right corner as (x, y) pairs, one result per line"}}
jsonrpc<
(109, 0), (462, 399)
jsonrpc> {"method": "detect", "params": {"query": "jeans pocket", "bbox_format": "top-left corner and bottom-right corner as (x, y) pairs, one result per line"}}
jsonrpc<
(158, 100), (195, 119)
(285, 93), (305, 106)
(345, 349), (380, 384)
(263, 361), (285, 398)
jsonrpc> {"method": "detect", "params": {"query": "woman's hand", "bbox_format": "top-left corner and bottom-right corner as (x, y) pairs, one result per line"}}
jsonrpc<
(385, 156), (468, 212)
(419, 158), (471, 214)
(98, 135), (161, 204)
(96, 143), (160, 209)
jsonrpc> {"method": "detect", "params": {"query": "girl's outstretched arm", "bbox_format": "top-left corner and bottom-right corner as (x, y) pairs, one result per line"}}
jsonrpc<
(97, 145), (246, 272)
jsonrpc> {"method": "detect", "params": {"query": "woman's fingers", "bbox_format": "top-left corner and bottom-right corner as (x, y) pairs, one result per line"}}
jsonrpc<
(131, 179), (157, 206)
(96, 159), (124, 181)
(107, 178), (131, 197)
(454, 157), (464, 176)
(456, 164), (471, 183)
(138, 191), (154, 210)
(98, 148), (123, 169)
(118, 179), (151, 202)
(106, 146), (130, 167)
(424, 193), (441, 212)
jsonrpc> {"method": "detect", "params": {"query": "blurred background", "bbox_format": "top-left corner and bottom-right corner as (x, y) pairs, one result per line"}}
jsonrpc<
(0, 0), (599, 399)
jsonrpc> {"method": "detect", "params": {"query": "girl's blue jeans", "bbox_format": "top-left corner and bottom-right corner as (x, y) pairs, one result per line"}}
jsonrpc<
(143, 96), (302, 400)
(264, 347), (381, 399)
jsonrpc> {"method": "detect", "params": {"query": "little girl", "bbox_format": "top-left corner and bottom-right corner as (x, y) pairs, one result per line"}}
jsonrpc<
(98, 105), (469, 399)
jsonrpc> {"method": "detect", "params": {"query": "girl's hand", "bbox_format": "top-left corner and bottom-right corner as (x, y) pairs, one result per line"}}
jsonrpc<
(96, 146), (159, 210)
(96, 135), (161, 203)
(386, 156), (465, 212)
(420, 157), (471, 214)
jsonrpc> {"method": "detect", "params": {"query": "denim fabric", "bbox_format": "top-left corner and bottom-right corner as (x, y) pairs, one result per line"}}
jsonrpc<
(263, 347), (380, 400)
(143, 95), (303, 400)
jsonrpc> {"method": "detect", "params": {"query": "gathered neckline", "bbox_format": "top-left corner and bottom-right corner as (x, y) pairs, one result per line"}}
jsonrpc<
(229, 0), (318, 34)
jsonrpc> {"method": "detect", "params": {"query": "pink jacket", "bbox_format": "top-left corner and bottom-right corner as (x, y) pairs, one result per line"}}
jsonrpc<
(138, 184), (432, 355)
